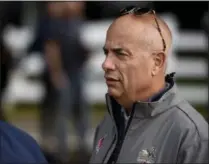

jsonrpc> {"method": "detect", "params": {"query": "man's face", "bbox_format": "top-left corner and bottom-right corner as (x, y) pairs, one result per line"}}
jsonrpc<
(102, 23), (154, 100)
(47, 2), (65, 18)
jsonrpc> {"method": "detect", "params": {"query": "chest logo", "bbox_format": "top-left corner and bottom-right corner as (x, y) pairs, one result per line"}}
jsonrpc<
(137, 147), (156, 163)
(95, 134), (107, 154)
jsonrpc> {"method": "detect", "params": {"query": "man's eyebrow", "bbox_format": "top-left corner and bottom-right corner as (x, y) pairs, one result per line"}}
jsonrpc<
(112, 48), (124, 52)
(112, 48), (131, 55)
(103, 46), (125, 52)
(103, 46), (130, 55)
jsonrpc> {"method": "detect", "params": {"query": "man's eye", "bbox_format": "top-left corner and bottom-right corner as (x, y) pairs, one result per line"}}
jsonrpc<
(116, 52), (125, 56)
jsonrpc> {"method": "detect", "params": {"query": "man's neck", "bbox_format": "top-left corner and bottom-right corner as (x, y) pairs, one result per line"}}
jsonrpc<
(116, 79), (166, 113)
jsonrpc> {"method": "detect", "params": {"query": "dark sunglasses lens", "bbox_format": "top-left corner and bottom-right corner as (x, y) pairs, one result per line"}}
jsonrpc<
(134, 8), (152, 15)
(120, 6), (135, 14)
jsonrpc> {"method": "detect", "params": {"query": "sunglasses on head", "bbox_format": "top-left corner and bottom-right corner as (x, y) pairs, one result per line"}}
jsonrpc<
(119, 6), (166, 52)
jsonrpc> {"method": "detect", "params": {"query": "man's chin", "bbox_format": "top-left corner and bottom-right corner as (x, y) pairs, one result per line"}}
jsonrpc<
(107, 88), (121, 98)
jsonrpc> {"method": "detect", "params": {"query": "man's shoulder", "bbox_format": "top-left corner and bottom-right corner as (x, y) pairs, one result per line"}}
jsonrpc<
(171, 100), (208, 141)
(97, 114), (112, 128)
(0, 120), (37, 143)
(95, 113), (114, 137)
(0, 121), (47, 163)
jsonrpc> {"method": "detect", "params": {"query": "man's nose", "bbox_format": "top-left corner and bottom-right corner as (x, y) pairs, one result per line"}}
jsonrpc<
(102, 56), (116, 71)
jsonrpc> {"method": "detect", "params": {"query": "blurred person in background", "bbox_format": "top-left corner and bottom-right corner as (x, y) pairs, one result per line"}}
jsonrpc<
(28, 2), (90, 162)
(90, 6), (208, 164)
(27, 2), (59, 156)
(43, 2), (90, 163)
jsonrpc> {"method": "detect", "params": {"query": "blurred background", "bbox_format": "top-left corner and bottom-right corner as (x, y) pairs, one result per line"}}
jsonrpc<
(0, 1), (208, 164)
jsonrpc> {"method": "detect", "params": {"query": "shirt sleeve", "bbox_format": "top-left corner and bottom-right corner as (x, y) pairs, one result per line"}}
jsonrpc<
(177, 140), (208, 163)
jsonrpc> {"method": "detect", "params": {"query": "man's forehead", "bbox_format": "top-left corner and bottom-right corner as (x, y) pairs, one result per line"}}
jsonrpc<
(105, 16), (149, 50)
(106, 14), (173, 53)
(107, 19), (140, 39)
(104, 40), (133, 51)
(105, 28), (138, 50)
(104, 40), (124, 48)
(107, 15), (147, 35)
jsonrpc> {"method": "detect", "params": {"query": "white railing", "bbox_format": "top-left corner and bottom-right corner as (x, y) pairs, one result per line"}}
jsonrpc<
(3, 13), (208, 105)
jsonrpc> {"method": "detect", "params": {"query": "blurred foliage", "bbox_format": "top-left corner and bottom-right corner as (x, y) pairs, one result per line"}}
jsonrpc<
(176, 78), (208, 85)
(5, 103), (208, 124)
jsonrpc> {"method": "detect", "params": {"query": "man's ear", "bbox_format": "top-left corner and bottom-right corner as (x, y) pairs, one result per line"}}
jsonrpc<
(151, 52), (166, 76)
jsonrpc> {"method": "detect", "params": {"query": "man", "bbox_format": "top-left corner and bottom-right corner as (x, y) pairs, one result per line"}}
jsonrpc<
(0, 121), (47, 163)
(44, 2), (90, 162)
(89, 6), (208, 164)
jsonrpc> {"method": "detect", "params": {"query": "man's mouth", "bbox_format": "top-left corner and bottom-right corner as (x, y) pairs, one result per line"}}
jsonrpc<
(104, 76), (120, 84)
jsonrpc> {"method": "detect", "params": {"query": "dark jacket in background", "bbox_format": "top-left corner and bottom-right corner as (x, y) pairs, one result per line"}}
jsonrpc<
(0, 121), (47, 163)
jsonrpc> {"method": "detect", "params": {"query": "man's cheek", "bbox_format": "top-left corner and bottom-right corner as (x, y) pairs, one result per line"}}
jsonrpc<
(126, 74), (136, 94)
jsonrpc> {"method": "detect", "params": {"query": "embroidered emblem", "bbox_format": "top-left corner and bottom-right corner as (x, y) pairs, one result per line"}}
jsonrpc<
(137, 147), (156, 163)
(95, 134), (107, 154)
